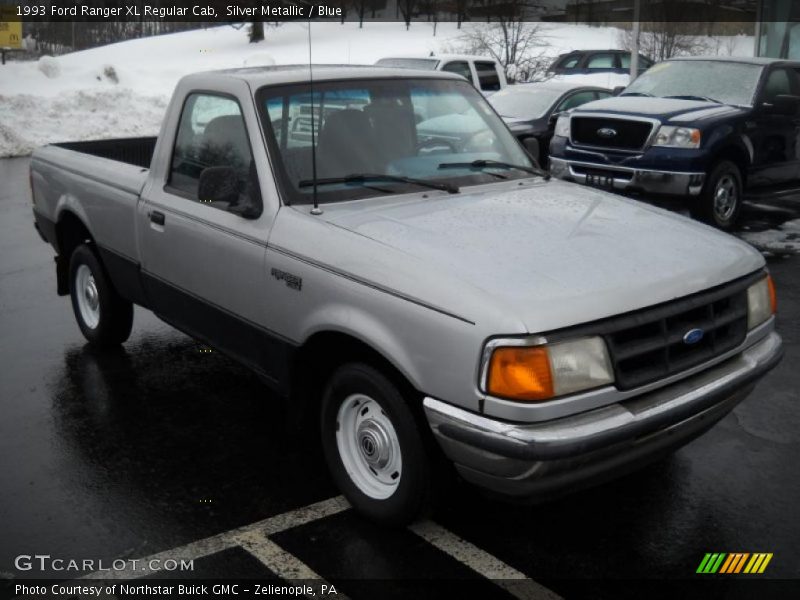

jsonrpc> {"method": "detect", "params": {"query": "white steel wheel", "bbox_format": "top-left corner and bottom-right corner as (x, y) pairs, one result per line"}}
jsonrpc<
(335, 393), (403, 500)
(68, 244), (133, 347)
(74, 264), (101, 329)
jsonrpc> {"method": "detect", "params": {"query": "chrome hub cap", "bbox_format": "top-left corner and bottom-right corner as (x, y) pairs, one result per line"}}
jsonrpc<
(713, 174), (738, 222)
(75, 264), (100, 329)
(336, 394), (402, 499)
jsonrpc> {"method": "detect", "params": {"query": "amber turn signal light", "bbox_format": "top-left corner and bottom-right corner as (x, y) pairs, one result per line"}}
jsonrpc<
(767, 274), (777, 314)
(486, 346), (554, 401)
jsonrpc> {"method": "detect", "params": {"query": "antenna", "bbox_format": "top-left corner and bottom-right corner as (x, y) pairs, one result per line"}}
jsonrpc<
(306, 13), (322, 216)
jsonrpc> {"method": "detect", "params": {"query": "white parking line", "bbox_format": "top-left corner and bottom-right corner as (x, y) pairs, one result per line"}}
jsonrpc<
(81, 495), (350, 580)
(235, 531), (349, 600)
(409, 520), (562, 600)
(76, 494), (557, 600)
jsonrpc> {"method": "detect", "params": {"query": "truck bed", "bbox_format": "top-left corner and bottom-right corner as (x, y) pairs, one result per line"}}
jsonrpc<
(53, 137), (157, 170)
(31, 137), (157, 267)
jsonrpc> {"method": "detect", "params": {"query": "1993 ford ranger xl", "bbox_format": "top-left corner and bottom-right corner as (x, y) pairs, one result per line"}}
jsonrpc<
(30, 66), (783, 524)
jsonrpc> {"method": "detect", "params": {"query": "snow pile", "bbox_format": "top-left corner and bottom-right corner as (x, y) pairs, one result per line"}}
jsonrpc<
(37, 56), (61, 79)
(0, 21), (753, 157)
(740, 219), (800, 256)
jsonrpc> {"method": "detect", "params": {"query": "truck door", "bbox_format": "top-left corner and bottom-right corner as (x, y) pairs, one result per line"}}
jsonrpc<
(749, 66), (800, 187)
(137, 90), (288, 385)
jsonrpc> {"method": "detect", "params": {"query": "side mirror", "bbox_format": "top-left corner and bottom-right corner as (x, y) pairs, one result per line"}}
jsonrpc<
(198, 166), (260, 219)
(522, 137), (540, 163)
(769, 94), (800, 116)
(612, 86), (626, 97)
(199, 166), (238, 205)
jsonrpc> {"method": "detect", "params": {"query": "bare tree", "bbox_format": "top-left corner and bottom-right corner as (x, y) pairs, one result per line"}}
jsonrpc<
(350, 0), (370, 28)
(398, 0), (417, 30)
(457, 21), (551, 82)
(617, 22), (711, 62)
(419, 0), (441, 35)
(249, 20), (264, 43)
(453, 0), (470, 28)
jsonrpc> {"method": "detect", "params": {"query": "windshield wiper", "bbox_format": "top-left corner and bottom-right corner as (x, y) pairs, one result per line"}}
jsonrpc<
(438, 159), (550, 180)
(620, 92), (653, 97)
(663, 94), (722, 104)
(298, 174), (459, 194)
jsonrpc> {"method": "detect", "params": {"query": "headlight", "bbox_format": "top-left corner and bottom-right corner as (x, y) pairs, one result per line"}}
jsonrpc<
(554, 115), (570, 138)
(747, 275), (777, 329)
(652, 125), (701, 148)
(483, 336), (614, 402)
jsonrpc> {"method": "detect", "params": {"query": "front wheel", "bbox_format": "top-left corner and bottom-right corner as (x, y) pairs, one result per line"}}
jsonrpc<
(693, 160), (743, 231)
(321, 363), (431, 526)
(69, 244), (133, 347)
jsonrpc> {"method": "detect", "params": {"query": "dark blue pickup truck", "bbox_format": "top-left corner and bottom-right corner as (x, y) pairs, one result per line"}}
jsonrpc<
(549, 57), (800, 230)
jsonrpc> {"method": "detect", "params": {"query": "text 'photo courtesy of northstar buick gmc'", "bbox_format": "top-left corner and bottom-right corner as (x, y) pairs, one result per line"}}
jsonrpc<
(29, 65), (783, 525)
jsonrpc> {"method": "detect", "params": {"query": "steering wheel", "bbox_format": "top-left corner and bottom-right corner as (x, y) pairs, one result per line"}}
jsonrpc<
(417, 138), (456, 155)
(464, 131), (498, 153)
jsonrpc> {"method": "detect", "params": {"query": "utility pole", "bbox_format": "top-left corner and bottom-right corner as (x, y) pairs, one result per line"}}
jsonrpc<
(630, 0), (640, 82)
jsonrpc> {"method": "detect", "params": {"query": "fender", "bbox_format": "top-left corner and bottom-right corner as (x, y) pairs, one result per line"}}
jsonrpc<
(298, 302), (425, 394)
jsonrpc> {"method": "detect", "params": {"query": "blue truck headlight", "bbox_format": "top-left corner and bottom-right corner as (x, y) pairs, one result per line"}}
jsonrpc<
(554, 115), (570, 138)
(652, 125), (701, 148)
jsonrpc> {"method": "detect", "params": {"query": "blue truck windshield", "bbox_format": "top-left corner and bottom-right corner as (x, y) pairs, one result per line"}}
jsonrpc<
(624, 60), (763, 106)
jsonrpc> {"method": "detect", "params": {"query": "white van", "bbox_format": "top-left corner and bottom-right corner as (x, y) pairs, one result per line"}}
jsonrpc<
(375, 54), (508, 95)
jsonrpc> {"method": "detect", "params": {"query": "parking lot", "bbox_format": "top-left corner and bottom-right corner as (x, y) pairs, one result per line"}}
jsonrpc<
(1, 155), (799, 599)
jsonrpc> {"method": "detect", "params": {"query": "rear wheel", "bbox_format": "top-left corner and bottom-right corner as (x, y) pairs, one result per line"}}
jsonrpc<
(693, 160), (743, 231)
(321, 363), (431, 525)
(69, 244), (133, 347)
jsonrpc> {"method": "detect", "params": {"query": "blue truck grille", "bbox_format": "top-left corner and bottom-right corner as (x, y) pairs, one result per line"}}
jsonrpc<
(571, 116), (653, 151)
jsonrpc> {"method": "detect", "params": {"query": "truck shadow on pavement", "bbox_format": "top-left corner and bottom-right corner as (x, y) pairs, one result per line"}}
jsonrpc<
(45, 336), (718, 581)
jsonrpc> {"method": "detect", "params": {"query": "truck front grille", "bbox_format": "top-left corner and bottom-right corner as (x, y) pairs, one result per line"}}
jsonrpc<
(583, 275), (757, 391)
(571, 117), (653, 151)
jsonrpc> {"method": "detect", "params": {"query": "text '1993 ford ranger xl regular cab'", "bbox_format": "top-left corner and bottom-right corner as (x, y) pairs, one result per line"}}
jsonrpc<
(549, 57), (800, 230)
(30, 65), (783, 524)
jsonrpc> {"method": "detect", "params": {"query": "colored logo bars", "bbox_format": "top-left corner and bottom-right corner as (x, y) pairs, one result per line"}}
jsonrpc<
(696, 552), (773, 574)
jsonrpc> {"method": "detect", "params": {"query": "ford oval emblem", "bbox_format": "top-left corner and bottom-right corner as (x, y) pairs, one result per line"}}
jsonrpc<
(597, 127), (617, 138)
(683, 328), (705, 345)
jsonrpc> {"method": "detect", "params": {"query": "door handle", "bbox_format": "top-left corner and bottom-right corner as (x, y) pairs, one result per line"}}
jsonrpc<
(149, 211), (165, 226)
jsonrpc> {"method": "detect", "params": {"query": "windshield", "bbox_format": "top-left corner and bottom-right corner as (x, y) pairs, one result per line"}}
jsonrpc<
(375, 58), (438, 70)
(257, 78), (533, 205)
(489, 87), (562, 119)
(623, 60), (763, 106)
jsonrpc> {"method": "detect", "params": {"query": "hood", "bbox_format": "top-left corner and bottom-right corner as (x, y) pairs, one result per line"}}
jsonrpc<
(319, 179), (764, 333)
(574, 96), (746, 123)
(502, 116), (546, 135)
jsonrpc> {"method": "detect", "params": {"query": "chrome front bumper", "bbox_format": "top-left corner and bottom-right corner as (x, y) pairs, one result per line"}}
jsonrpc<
(549, 157), (705, 196)
(423, 331), (783, 499)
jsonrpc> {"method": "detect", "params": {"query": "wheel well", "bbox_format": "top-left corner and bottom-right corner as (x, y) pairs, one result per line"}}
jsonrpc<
(289, 332), (420, 427)
(54, 212), (93, 295)
(56, 211), (93, 257)
(713, 146), (749, 186)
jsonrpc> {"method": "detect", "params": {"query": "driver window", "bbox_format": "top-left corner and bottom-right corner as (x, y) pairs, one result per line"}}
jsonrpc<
(170, 93), (261, 216)
(441, 61), (475, 85)
(761, 68), (794, 103)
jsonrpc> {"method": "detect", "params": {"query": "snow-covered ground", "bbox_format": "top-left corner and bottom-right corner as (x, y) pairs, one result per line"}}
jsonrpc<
(740, 219), (800, 256)
(0, 21), (753, 157)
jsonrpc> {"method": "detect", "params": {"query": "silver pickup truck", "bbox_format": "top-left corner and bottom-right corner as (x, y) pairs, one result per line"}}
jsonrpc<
(30, 66), (783, 525)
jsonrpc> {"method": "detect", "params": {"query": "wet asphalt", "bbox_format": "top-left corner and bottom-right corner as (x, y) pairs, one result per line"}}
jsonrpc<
(1, 156), (798, 598)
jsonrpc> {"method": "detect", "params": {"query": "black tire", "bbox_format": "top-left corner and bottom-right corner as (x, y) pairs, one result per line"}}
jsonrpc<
(69, 244), (133, 347)
(692, 160), (743, 231)
(321, 363), (431, 526)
